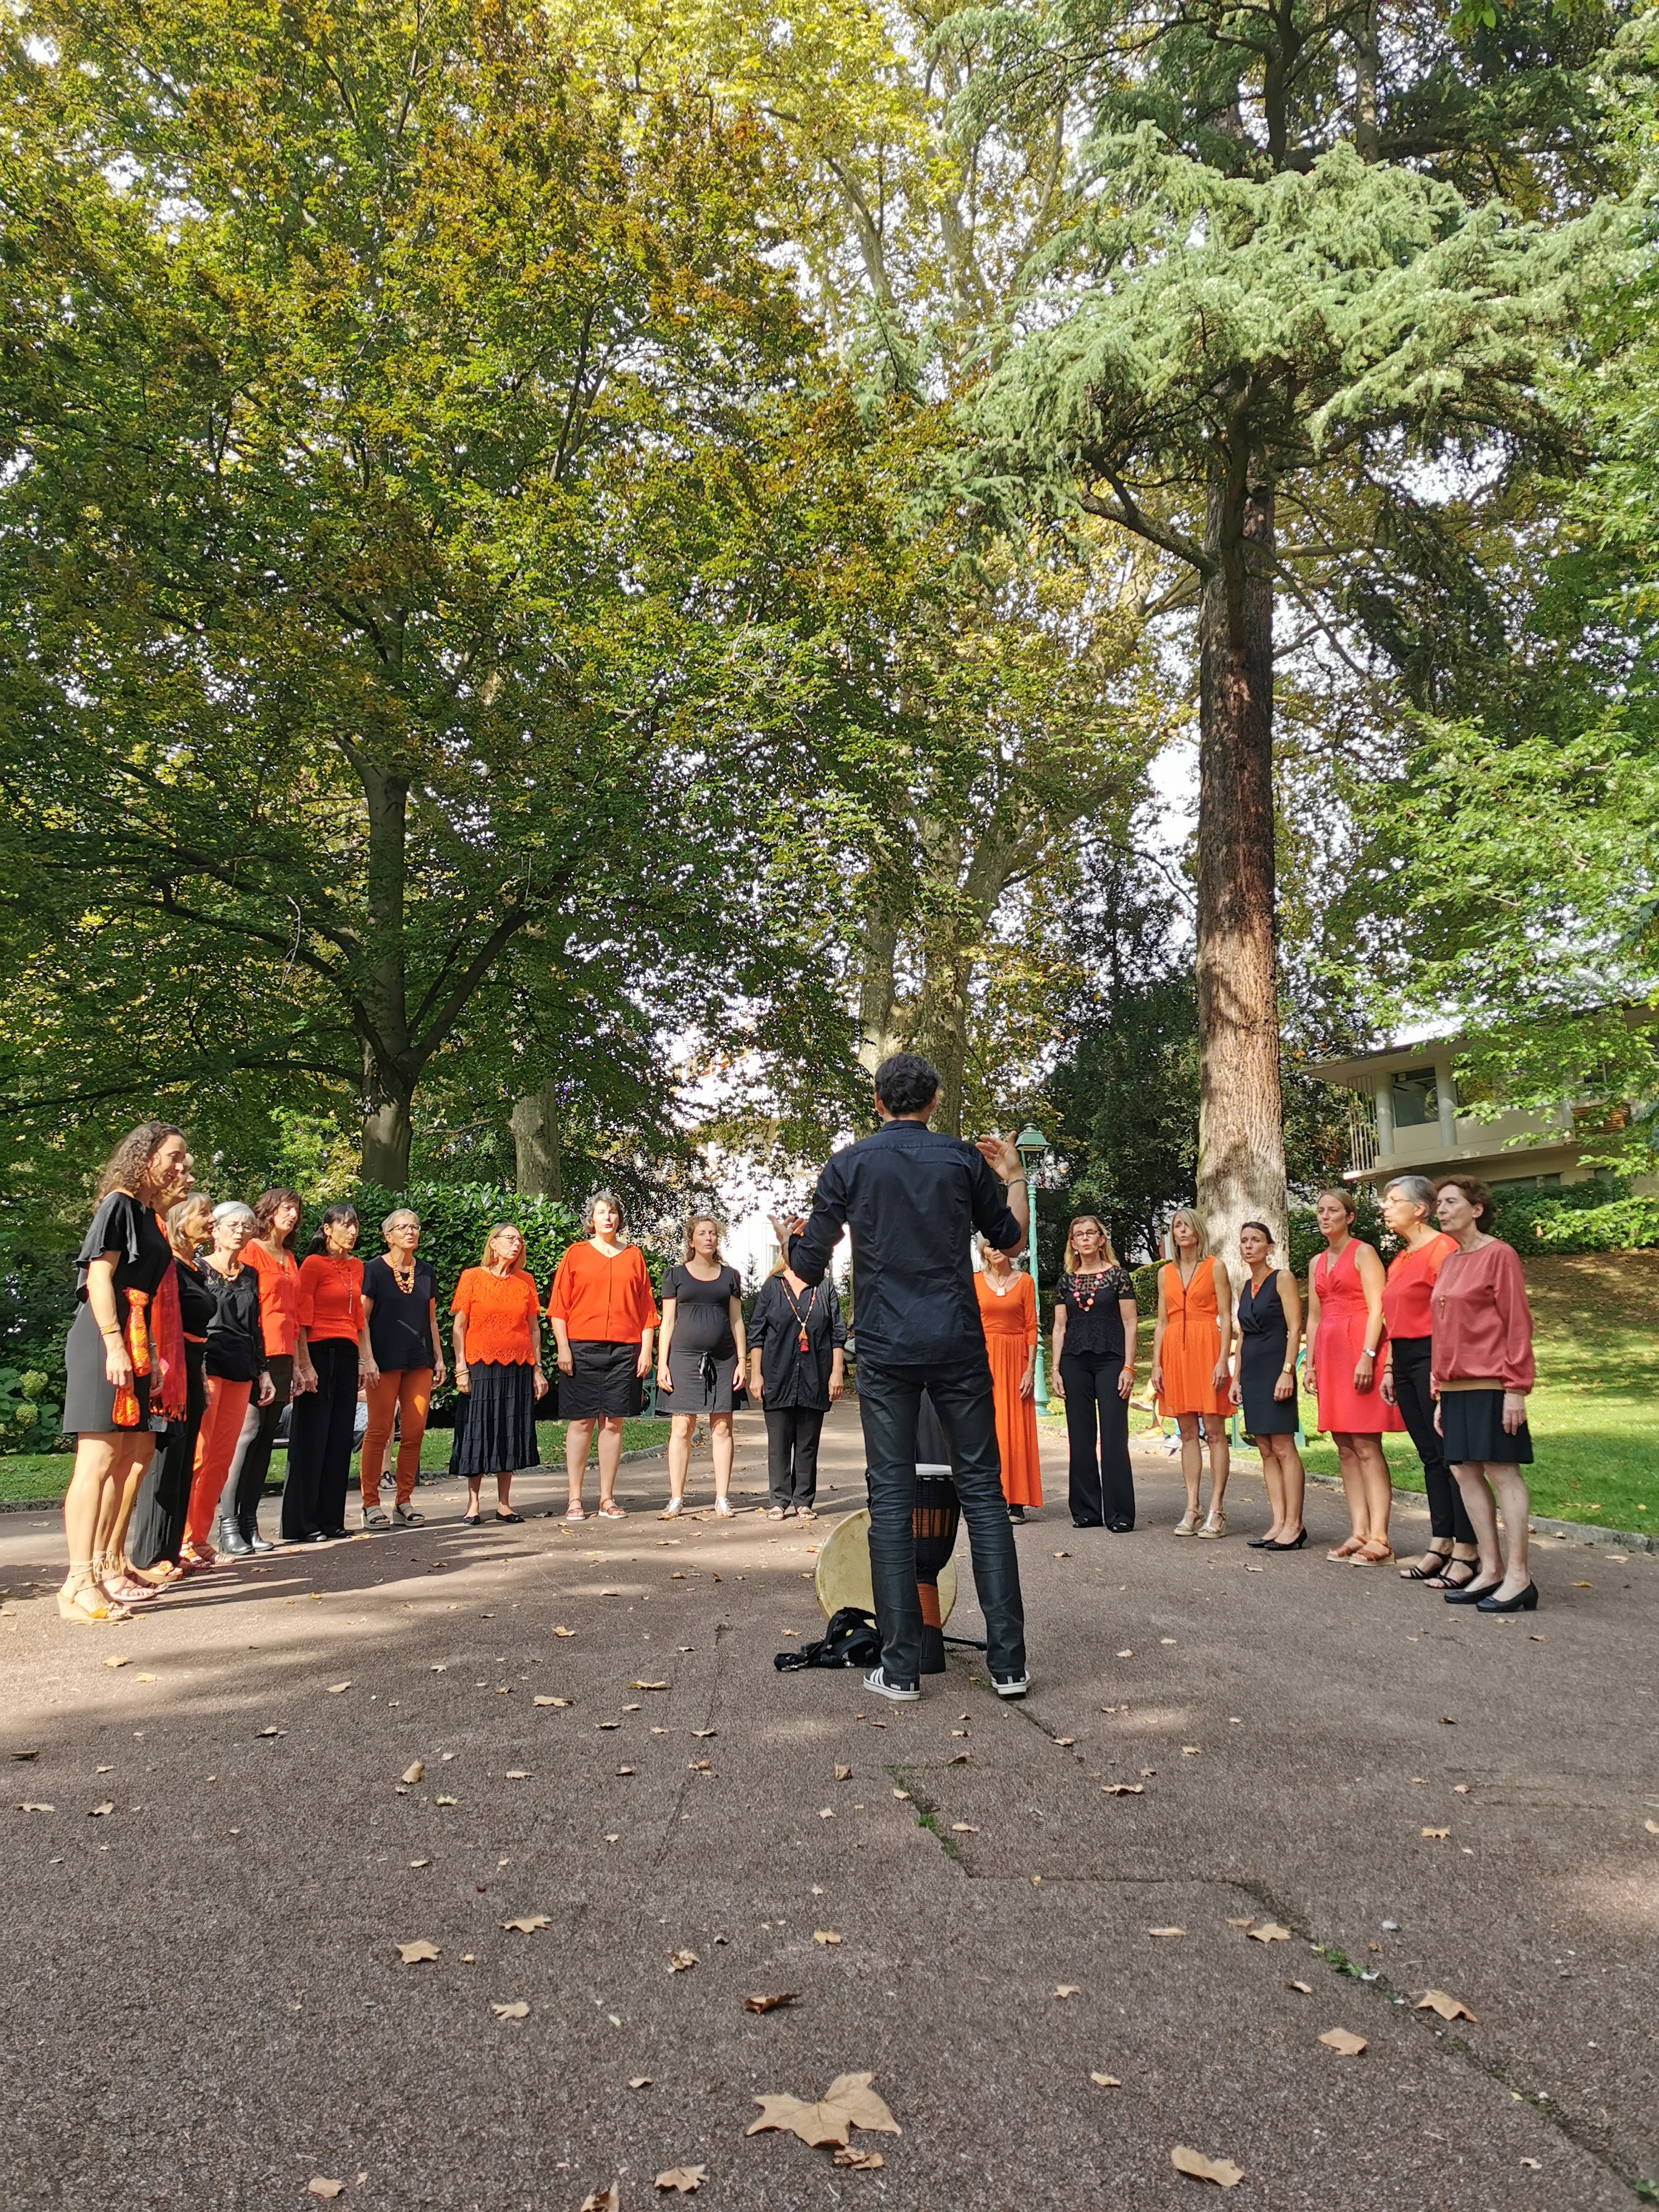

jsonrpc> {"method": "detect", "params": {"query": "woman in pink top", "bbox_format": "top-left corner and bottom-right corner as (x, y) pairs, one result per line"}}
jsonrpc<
(1430, 1175), (1537, 1614)
(1378, 1174), (1478, 1587)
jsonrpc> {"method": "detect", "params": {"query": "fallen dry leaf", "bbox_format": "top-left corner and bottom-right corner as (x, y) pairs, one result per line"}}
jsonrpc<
(1319, 2027), (1367, 2056)
(1148, 1927), (1185, 1939)
(744, 1992), (800, 2014)
(1520, 2157), (1541, 2170)
(632, 1680), (668, 1691)
(580, 2190), (620, 2212)
(257, 1726), (281, 1738)
(616, 1766), (635, 1776)
(1421, 1827), (1450, 1840)
(327, 1681), (352, 1695)
(819, 1808), (834, 1820)
(1171, 2145), (1244, 2188)
(505, 1769), (531, 1780)
(491, 1999), (529, 2020)
(501, 1915), (549, 1934)
(833, 2149), (885, 2170)
(668, 1950), (699, 1972)
(1288, 1980), (1312, 1994)
(135, 1672), (156, 1682)
(1181, 1745), (1201, 1757)
(813, 1929), (842, 1946)
(1116, 1649), (1133, 1658)
(748, 2094), (852, 2148)
(1054, 1985), (1081, 1999)
(835, 1765), (852, 1781)
(1056, 1737), (1076, 1747)
(409, 1858), (429, 1868)
(435, 1793), (457, 1806)
(1416, 1988), (1476, 2022)
(555, 1626), (576, 1638)
(1225, 1916), (1253, 1928)
(823, 2074), (900, 2134)
(306, 2181), (345, 2201)
(88, 1801), (115, 1818)
(891, 1788), (911, 1801)
(102, 1656), (130, 1670)
(396, 1939), (439, 1965)
(402, 1761), (424, 1785)
(654, 2168), (705, 2193)
(1646, 1820), (1659, 1835)
(1102, 1783), (1144, 1796)
(18, 1801), (55, 1813)
(692, 1729), (717, 1739)
(1453, 1783), (1472, 1794)
(629, 2077), (652, 2090)
(1247, 1923), (1291, 1943)
(1090, 2073), (1122, 2087)
(951, 1822), (979, 1834)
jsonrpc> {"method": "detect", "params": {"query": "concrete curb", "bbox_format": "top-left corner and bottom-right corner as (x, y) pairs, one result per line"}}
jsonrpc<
(1296, 1464), (1657, 1555)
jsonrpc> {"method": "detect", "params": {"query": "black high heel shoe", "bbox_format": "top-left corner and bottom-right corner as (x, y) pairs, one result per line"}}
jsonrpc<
(1262, 1529), (1307, 1551)
(1443, 1575), (1503, 1605)
(1475, 1582), (1539, 1613)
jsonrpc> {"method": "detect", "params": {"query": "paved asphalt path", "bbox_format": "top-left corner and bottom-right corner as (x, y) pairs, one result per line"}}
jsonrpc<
(2, 1406), (1655, 2210)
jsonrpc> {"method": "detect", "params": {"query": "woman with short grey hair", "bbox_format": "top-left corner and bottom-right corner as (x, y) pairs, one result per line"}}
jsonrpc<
(1379, 1174), (1478, 1586)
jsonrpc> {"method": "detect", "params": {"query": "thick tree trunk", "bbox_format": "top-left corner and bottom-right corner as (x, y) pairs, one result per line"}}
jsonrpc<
(856, 907), (905, 1074)
(361, 1055), (415, 1190)
(1194, 471), (1287, 1264)
(509, 1082), (565, 1198)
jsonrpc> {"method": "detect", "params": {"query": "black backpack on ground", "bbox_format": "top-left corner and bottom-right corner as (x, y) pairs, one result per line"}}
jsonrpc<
(774, 1606), (882, 1672)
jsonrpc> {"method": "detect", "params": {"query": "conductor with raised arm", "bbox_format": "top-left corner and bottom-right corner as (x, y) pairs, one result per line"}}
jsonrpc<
(791, 1052), (1033, 1703)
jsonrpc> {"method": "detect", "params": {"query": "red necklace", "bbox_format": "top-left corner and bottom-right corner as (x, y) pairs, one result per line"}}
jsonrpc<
(1069, 1267), (1107, 1311)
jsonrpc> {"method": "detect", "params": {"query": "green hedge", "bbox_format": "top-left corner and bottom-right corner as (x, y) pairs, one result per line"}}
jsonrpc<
(1489, 1189), (1659, 1254)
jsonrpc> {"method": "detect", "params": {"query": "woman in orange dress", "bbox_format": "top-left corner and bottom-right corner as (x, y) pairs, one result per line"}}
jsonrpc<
(974, 1240), (1042, 1519)
(1306, 1186), (1402, 1564)
(1150, 1208), (1232, 1538)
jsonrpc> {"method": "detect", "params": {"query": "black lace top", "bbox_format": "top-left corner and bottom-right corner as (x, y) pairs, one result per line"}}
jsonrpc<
(1054, 1265), (1137, 1359)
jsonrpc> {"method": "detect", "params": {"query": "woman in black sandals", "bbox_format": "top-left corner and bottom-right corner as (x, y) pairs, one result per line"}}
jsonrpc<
(748, 1223), (845, 1520)
(1378, 1175), (1479, 1588)
(127, 1192), (216, 1583)
(1230, 1222), (1307, 1550)
(1050, 1215), (1139, 1530)
(58, 1121), (194, 1623)
(657, 1216), (746, 1520)
(450, 1223), (546, 1525)
(358, 1208), (444, 1529)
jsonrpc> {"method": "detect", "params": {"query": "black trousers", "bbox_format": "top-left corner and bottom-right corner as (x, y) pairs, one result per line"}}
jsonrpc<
(221, 1352), (291, 1531)
(1059, 1349), (1135, 1528)
(128, 1343), (205, 1569)
(858, 1355), (1026, 1687)
(1390, 1335), (1475, 1545)
(281, 1339), (358, 1538)
(765, 1404), (826, 1508)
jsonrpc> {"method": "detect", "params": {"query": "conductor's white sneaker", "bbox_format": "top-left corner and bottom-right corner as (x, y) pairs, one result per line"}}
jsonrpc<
(863, 1667), (920, 1703)
(993, 1671), (1031, 1698)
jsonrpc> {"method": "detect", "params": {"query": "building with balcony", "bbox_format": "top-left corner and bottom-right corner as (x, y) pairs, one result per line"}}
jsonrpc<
(1305, 1039), (1654, 1192)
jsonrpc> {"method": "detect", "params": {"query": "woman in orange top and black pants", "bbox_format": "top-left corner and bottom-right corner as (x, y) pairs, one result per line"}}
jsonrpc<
(282, 1205), (372, 1544)
(449, 1224), (547, 1523)
(546, 1190), (659, 1522)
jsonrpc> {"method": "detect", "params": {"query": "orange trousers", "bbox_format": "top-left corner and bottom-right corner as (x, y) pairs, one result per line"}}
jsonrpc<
(185, 1374), (252, 1549)
(360, 1368), (432, 1508)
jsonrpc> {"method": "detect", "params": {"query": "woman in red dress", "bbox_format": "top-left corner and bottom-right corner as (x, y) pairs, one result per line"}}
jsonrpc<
(974, 1240), (1042, 1518)
(1305, 1188), (1401, 1564)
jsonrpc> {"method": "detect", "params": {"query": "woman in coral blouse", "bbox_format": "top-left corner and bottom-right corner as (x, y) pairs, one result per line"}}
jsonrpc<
(218, 1186), (303, 1555)
(546, 1191), (659, 1523)
(450, 1223), (546, 1524)
(1150, 1209), (1232, 1538)
(974, 1238), (1043, 1520)
(1430, 1175), (1538, 1614)
(1378, 1174), (1476, 1587)
(1305, 1187), (1401, 1566)
(282, 1205), (372, 1544)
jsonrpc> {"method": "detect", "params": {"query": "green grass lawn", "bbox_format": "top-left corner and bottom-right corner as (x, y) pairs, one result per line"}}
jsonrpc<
(1111, 1252), (1657, 1533)
(0, 1416), (671, 1508)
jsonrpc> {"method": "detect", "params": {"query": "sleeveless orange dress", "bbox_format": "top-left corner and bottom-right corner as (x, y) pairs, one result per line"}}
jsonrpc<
(975, 1270), (1043, 1507)
(1157, 1256), (1230, 1417)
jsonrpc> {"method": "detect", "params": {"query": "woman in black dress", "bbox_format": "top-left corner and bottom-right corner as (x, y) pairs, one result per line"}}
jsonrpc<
(59, 1121), (194, 1622)
(1230, 1222), (1307, 1550)
(1049, 1215), (1139, 1530)
(127, 1193), (216, 1581)
(656, 1216), (746, 1519)
(748, 1236), (846, 1519)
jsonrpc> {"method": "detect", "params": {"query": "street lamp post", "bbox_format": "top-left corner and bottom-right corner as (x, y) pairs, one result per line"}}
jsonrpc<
(1014, 1124), (1051, 1413)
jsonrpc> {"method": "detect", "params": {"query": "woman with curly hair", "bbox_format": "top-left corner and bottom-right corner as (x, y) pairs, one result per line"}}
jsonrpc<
(58, 1121), (194, 1621)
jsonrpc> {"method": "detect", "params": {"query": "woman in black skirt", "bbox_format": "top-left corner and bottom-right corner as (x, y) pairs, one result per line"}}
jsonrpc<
(1230, 1221), (1307, 1550)
(657, 1216), (746, 1520)
(748, 1232), (845, 1520)
(1049, 1215), (1139, 1530)
(127, 1193), (216, 1582)
(449, 1223), (547, 1525)
(58, 1121), (194, 1623)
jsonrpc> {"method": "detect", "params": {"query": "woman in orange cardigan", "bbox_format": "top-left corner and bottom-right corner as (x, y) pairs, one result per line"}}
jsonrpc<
(1150, 1208), (1233, 1538)
(546, 1190), (659, 1522)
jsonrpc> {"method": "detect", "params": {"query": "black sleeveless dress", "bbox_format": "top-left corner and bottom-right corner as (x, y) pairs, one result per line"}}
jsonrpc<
(1237, 1272), (1298, 1436)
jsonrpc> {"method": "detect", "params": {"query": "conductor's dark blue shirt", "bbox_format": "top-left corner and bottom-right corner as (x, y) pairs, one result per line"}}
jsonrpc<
(791, 1120), (1024, 1367)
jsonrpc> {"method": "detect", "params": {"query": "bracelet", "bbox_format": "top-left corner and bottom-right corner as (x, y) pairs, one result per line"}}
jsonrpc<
(1005, 1173), (1028, 1186)
(99, 1327), (122, 1340)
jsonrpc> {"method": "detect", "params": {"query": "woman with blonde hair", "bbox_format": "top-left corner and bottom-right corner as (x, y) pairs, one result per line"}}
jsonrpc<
(450, 1222), (546, 1525)
(181, 1201), (276, 1566)
(546, 1190), (658, 1521)
(58, 1121), (194, 1621)
(658, 1215), (746, 1518)
(1150, 1207), (1232, 1537)
(1305, 1187), (1401, 1564)
(748, 1222), (846, 1519)
(1049, 1215), (1138, 1530)
(358, 1207), (445, 1528)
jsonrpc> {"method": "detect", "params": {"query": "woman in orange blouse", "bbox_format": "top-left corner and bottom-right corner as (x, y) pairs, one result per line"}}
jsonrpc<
(281, 1205), (372, 1544)
(1378, 1174), (1475, 1585)
(1150, 1208), (1233, 1538)
(974, 1239), (1042, 1515)
(546, 1190), (659, 1522)
(217, 1185), (303, 1555)
(451, 1224), (546, 1524)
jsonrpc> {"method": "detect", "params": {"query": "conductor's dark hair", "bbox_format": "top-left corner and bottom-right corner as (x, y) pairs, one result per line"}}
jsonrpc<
(873, 1053), (940, 1116)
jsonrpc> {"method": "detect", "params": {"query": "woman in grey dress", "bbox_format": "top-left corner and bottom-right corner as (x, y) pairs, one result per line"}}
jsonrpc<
(656, 1216), (746, 1520)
